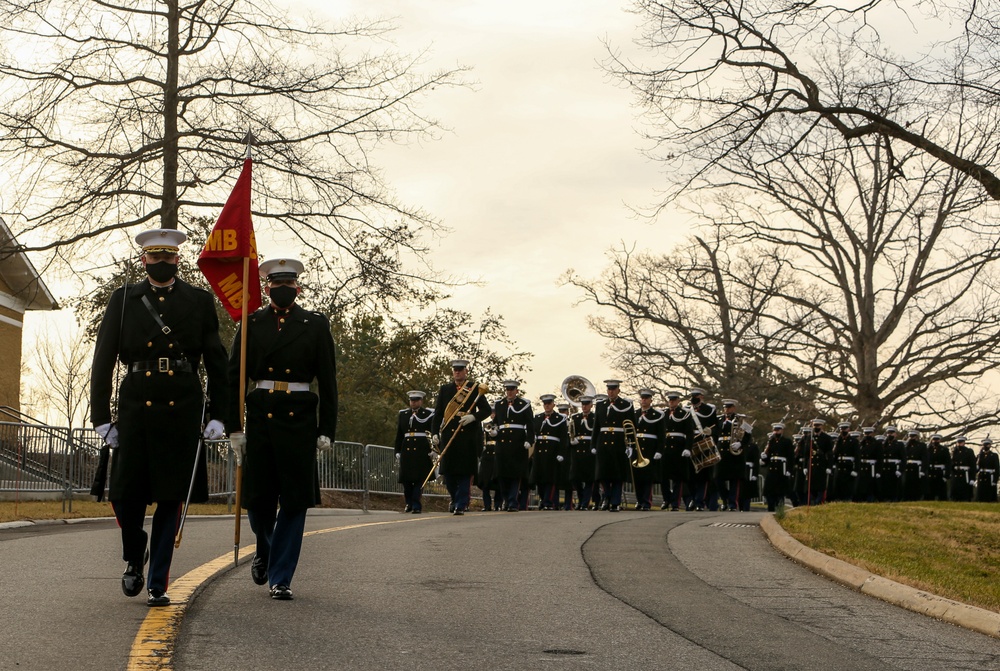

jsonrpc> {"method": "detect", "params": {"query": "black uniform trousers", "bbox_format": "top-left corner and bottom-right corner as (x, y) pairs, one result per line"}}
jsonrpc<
(112, 499), (182, 593)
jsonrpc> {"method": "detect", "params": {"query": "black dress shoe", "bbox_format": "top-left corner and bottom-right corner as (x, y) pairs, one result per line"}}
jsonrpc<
(452, 508), (464, 516)
(251, 553), (268, 586)
(121, 547), (149, 598)
(403, 505), (412, 513)
(270, 585), (293, 600)
(146, 590), (170, 607)
(411, 508), (422, 514)
(610, 505), (621, 512)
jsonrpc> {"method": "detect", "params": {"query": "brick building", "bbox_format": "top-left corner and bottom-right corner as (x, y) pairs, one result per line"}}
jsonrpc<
(0, 216), (59, 413)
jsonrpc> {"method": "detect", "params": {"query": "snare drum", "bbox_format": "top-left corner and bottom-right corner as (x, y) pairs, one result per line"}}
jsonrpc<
(691, 435), (721, 473)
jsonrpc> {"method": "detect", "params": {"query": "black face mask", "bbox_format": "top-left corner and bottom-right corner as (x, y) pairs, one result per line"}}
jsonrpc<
(269, 285), (297, 309)
(146, 261), (177, 284)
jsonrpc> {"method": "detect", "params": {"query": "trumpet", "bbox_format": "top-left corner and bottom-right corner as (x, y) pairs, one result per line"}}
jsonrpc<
(623, 419), (650, 468)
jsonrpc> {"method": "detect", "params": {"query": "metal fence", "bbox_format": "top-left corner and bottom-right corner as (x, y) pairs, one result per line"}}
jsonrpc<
(1, 420), (760, 510)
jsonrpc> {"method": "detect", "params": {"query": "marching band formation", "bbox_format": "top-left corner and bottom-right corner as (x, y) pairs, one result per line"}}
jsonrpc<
(396, 362), (1000, 515)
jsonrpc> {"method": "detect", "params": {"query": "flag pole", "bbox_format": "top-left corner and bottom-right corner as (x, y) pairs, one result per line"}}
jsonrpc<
(234, 256), (249, 567)
(233, 135), (254, 567)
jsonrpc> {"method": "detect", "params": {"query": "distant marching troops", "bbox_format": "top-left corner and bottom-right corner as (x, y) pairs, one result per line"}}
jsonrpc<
(392, 366), (1000, 511)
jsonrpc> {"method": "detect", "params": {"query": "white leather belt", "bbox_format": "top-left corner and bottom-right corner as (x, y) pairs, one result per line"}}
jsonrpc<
(838, 456), (855, 461)
(637, 433), (657, 440)
(537, 435), (561, 442)
(886, 459), (901, 464)
(984, 469), (996, 473)
(405, 432), (427, 438)
(957, 466), (971, 470)
(668, 432), (686, 438)
(577, 435), (591, 441)
(907, 460), (922, 466)
(862, 459), (877, 464)
(499, 423), (526, 430)
(601, 427), (624, 433)
(932, 464), (946, 469)
(771, 456), (787, 462)
(256, 379), (310, 392)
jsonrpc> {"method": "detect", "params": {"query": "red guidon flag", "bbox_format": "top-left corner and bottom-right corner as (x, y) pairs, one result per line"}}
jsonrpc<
(198, 158), (261, 320)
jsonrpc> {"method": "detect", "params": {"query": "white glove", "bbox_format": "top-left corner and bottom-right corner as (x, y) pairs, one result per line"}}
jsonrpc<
(682, 449), (692, 458)
(851, 471), (857, 477)
(430, 452), (440, 463)
(229, 432), (247, 462)
(316, 435), (331, 450)
(488, 427), (498, 437)
(591, 448), (597, 455)
(875, 473), (881, 479)
(625, 447), (633, 459)
(203, 419), (225, 440)
(95, 422), (119, 448)
(459, 414), (476, 426)
(731, 441), (741, 451)
(750, 475), (757, 482)
(825, 468), (832, 474)
(556, 455), (564, 462)
(394, 452), (401, 461)
(524, 441), (532, 450)
(702, 427), (712, 436)
(760, 458), (767, 465)
(571, 438), (579, 445)
(803, 468), (808, 475)
(895, 470), (901, 478)
(431, 434), (440, 448)
(653, 452), (663, 460)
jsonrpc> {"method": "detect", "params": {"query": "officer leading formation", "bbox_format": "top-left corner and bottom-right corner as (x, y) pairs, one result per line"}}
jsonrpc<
(90, 229), (229, 607)
(396, 372), (1000, 512)
(226, 258), (338, 601)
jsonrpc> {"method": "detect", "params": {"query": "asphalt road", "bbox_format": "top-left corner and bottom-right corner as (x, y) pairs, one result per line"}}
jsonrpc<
(1, 509), (997, 671)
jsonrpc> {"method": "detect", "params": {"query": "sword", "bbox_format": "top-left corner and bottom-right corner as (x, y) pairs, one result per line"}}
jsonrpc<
(175, 382), (209, 549)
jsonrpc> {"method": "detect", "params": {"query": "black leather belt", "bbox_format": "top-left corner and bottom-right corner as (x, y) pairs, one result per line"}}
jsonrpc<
(130, 358), (193, 374)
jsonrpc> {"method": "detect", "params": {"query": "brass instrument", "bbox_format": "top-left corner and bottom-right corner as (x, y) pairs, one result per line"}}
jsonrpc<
(561, 375), (596, 408)
(730, 417), (754, 455)
(422, 382), (489, 488)
(623, 419), (650, 468)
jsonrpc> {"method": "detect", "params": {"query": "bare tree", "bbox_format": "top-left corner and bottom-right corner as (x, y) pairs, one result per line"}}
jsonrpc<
(612, 0), (1000, 201)
(0, 0), (465, 296)
(564, 234), (818, 424)
(23, 324), (92, 429)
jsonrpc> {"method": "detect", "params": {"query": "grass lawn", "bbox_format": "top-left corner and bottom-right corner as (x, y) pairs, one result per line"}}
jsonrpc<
(780, 501), (1000, 613)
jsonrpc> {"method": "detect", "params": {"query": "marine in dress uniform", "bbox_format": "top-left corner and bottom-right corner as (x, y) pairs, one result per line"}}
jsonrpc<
(592, 380), (634, 511)
(715, 399), (744, 512)
(395, 391), (434, 513)
(90, 229), (229, 607)
(531, 394), (570, 510)
(430, 360), (492, 515)
(879, 426), (905, 502)
(569, 396), (597, 510)
(492, 380), (534, 512)
(948, 436), (976, 501)
(854, 426), (882, 502)
(925, 434), (951, 501)
(735, 414), (760, 512)
(974, 438), (999, 503)
(632, 389), (664, 510)
(796, 419), (834, 505)
(688, 388), (719, 511)
(663, 391), (695, 511)
(760, 423), (794, 512)
(902, 429), (928, 501)
(479, 415), (501, 511)
(556, 403), (574, 509)
(226, 258), (338, 600)
(831, 422), (860, 502)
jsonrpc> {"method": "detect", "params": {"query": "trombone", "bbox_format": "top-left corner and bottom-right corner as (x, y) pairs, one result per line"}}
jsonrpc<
(623, 419), (650, 469)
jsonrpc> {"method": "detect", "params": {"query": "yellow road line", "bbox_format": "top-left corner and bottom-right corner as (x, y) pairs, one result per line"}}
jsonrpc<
(126, 515), (435, 671)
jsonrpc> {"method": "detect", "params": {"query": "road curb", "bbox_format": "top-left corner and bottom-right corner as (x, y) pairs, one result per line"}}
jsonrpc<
(759, 514), (1000, 639)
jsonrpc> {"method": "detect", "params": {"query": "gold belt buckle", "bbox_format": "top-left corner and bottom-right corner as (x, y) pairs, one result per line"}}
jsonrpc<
(273, 381), (289, 391)
(158, 357), (169, 373)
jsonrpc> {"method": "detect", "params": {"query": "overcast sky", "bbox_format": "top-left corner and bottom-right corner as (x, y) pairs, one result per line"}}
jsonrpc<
(326, 0), (687, 399)
(22, 0), (689, 413)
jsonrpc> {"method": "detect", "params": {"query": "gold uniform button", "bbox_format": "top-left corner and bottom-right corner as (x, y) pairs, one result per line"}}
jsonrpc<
(285, 369), (291, 374)
(267, 413), (273, 419)
(268, 389), (274, 394)
(168, 343), (173, 349)
(146, 371), (151, 377)
(147, 342), (153, 347)
(158, 296), (165, 302)
(288, 412), (294, 417)
(279, 318), (285, 324)
(169, 401), (175, 407)
(268, 367), (273, 372)
(168, 370), (174, 376)
(146, 401), (152, 407)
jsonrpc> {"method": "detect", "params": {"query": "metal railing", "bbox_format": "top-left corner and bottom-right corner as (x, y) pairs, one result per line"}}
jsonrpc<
(1, 419), (763, 510)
